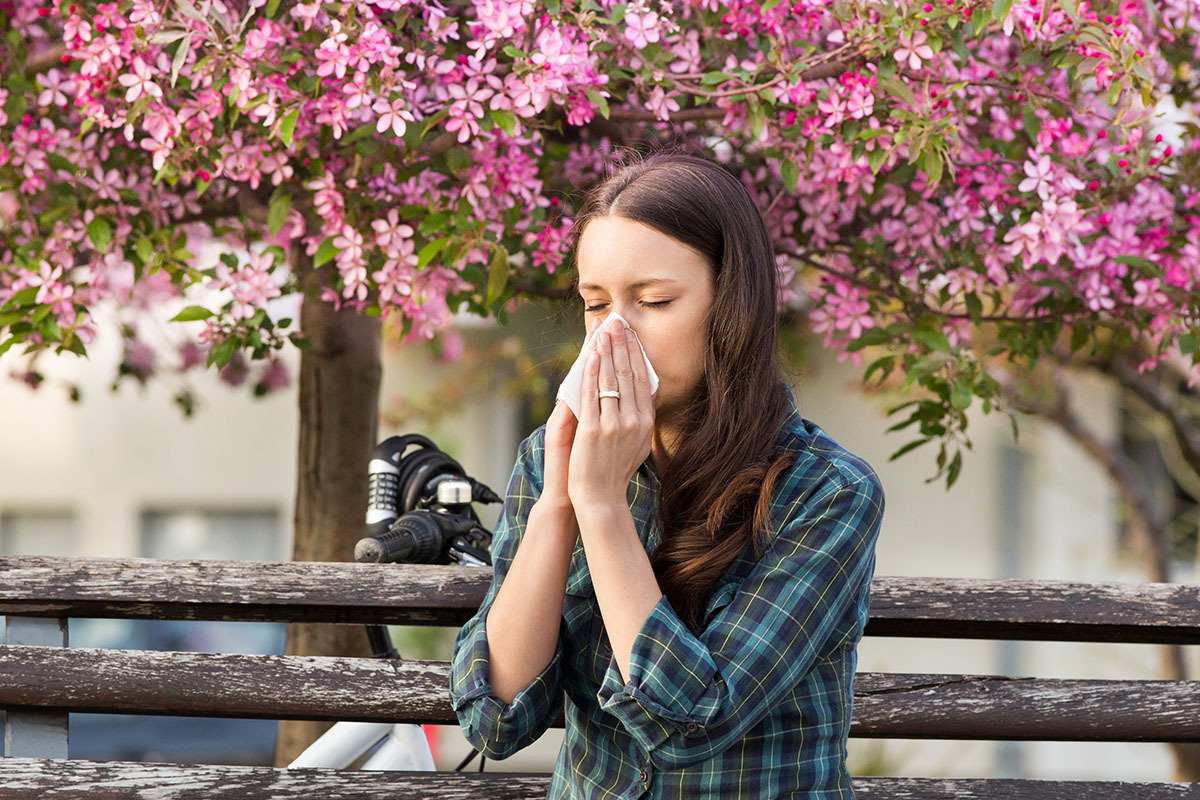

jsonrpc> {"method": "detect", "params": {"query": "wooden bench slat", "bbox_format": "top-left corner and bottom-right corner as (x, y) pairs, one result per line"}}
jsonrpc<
(1, 557), (1197, 643)
(0, 758), (1195, 799)
(2, 646), (1199, 742)
(0, 557), (486, 627)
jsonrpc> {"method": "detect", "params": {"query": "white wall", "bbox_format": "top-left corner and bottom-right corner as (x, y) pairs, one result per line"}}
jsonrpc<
(0, 297), (1185, 779)
(0, 313), (297, 561)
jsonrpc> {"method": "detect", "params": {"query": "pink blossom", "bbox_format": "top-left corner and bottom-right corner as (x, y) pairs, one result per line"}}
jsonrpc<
(257, 360), (290, 392)
(894, 30), (934, 70)
(118, 58), (162, 103)
(373, 96), (415, 138)
(645, 86), (680, 121)
(1017, 155), (1053, 200)
(36, 69), (76, 108)
(624, 10), (662, 49)
(445, 79), (494, 143)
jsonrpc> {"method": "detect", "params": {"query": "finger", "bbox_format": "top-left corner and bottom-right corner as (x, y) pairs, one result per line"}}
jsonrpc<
(580, 347), (601, 428)
(609, 323), (638, 415)
(597, 331), (620, 415)
(625, 327), (652, 414)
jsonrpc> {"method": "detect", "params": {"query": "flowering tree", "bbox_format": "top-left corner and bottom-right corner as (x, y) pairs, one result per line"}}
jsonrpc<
(4, 0), (1200, 769)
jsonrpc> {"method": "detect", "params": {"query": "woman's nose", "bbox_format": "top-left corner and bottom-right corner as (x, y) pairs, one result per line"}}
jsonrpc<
(592, 309), (632, 336)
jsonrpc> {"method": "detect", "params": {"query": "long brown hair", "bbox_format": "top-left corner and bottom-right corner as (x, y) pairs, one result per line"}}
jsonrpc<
(568, 148), (796, 632)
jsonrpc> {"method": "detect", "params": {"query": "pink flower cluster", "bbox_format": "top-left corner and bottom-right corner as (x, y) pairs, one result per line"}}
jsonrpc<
(0, 0), (1196, 407)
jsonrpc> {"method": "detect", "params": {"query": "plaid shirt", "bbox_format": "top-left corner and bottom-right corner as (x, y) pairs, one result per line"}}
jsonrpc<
(451, 383), (884, 798)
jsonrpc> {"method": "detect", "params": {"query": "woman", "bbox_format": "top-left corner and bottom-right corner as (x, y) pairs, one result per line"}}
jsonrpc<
(450, 149), (884, 798)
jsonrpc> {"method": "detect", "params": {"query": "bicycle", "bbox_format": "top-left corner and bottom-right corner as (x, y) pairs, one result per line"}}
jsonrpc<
(288, 434), (499, 773)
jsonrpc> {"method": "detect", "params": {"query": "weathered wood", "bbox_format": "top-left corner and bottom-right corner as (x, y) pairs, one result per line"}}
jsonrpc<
(3, 619), (68, 759)
(864, 576), (1200, 645)
(0, 758), (1195, 799)
(2, 646), (1199, 742)
(0, 556), (487, 627)
(1, 558), (1197, 643)
(850, 672), (1200, 741)
(0, 646), (448, 724)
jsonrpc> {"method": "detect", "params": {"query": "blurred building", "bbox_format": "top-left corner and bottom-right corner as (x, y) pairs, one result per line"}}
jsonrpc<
(0, 298), (1194, 777)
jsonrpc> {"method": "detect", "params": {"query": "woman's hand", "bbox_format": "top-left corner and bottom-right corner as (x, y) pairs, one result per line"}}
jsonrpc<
(567, 326), (655, 511)
(542, 398), (578, 509)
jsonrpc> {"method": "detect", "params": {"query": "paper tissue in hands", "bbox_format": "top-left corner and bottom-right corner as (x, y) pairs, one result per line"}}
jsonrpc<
(556, 312), (659, 419)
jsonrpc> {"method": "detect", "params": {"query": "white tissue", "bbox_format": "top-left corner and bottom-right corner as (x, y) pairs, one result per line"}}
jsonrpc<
(556, 312), (659, 418)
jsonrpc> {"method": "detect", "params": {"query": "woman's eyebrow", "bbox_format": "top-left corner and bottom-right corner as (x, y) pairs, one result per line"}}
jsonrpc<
(576, 277), (680, 292)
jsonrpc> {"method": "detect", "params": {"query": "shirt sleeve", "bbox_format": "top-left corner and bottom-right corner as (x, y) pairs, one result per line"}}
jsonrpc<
(449, 427), (565, 759)
(595, 468), (884, 770)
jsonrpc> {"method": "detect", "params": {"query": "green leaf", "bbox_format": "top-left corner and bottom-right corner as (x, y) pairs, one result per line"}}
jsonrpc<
(136, 237), (153, 265)
(945, 450), (963, 488)
(1021, 106), (1040, 141)
(700, 71), (731, 85)
(748, 101), (766, 139)
(1059, 0), (1078, 21)
(863, 355), (895, 385)
(266, 0), (281, 16)
(445, 146), (472, 175)
(923, 148), (943, 186)
(867, 146), (890, 174)
(1114, 254), (1159, 274)
(170, 34), (192, 88)
(87, 218), (113, 253)
(1179, 333), (1198, 355)
(585, 88), (610, 120)
(279, 109), (300, 148)
(846, 327), (892, 352)
(889, 437), (931, 461)
(486, 247), (510, 304)
(491, 108), (517, 134)
(268, 191), (291, 237)
(876, 76), (915, 107)
(780, 160), (799, 194)
(993, 0), (1015, 22)
(170, 305), (214, 322)
(965, 293), (983, 324)
(5, 287), (38, 310)
(913, 328), (951, 353)
(313, 236), (340, 268)
(417, 236), (449, 269)
(207, 338), (236, 368)
(950, 380), (973, 411)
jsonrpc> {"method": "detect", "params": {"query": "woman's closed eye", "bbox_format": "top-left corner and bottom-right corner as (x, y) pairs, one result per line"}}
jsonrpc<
(583, 300), (672, 313)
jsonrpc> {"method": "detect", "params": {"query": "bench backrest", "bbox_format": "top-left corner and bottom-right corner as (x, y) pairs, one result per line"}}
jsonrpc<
(1, 555), (1198, 796)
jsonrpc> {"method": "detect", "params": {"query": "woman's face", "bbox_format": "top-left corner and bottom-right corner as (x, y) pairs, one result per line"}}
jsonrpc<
(575, 216), (715, 419)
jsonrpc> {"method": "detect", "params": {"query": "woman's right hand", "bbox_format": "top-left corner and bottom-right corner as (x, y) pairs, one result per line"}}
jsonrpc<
(541, 399), (578, 509)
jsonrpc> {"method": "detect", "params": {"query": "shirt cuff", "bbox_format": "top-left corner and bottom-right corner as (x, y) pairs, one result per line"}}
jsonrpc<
(596, 595), (722, 748)
(450, 607), (563, 750)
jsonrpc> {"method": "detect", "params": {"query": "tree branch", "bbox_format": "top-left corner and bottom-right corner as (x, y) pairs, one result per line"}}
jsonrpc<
(1002, 366), (1173, 584)
(1110, 355), (1200, 487)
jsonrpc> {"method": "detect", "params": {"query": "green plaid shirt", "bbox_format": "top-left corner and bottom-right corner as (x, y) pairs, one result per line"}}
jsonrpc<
(451, 383), (883, 798)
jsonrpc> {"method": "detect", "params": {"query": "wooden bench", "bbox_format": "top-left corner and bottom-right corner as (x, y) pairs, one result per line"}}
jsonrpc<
(0, 554), (1198, 798)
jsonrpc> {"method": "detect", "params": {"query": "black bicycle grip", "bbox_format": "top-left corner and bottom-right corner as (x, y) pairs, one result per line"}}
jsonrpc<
(354, 513), (445, 564)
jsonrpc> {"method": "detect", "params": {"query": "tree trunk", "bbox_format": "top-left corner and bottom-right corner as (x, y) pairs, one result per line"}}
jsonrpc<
(273, 252), (382, 767)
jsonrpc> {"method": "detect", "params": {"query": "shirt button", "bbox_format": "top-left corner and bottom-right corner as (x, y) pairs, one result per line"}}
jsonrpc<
(639, 768), (649, 784)
(685, 722), (702, 735)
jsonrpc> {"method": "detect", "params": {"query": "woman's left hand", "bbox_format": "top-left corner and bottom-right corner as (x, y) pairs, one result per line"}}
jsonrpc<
(567, 325), (656, 511)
